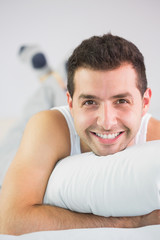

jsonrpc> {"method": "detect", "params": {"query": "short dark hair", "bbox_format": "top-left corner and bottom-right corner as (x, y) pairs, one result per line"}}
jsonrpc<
(67, 33), (147, 98)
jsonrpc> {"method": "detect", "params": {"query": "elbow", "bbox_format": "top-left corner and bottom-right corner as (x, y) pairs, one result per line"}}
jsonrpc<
(0, 208), (25, 236)
(0, 215), (19, 236)
(0, 217), (29, 236)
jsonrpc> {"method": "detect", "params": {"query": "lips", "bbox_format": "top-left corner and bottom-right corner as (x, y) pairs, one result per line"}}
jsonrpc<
(91, 131), (124, 143)
(95, 132), (121, 139)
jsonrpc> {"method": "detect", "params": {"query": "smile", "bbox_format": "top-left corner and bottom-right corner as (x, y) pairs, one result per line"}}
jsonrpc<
(94, 132), (121, 139)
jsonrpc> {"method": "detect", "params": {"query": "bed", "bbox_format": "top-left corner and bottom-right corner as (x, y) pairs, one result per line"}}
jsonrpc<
(0, 225), (160, 240)
(0, 119), (160, 239)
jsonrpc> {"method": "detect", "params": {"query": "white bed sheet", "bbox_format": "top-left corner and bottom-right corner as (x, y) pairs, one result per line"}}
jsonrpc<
(0, 225), (160, 240)
(0, 118), (17, 142)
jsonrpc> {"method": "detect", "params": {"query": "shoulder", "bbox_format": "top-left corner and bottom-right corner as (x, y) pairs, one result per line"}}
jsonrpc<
(28, 108), (69, 130)
(23, 109), (71, 160)
(27, 109), (69, 137)
(147, 117), (160, 141)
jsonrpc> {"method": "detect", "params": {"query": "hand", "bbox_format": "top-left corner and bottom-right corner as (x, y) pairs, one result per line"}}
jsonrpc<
(140, 209), (160, 227)
(104, 210), (160, 228)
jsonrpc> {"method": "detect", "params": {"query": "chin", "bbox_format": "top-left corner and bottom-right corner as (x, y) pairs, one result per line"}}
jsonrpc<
(94, 145), (127, 156)
(93, 149), (116, 157)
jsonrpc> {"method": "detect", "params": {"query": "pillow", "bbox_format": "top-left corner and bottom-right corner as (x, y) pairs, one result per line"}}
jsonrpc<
(43, 140), (160, 217)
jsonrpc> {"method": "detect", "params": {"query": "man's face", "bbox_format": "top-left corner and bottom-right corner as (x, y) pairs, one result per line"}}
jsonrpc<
(67, 63), (151, 156)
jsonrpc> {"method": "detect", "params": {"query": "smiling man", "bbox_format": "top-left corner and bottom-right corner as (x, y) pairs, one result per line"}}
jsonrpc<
(67, 64), (151, 156)
(0, 33), (160, 235)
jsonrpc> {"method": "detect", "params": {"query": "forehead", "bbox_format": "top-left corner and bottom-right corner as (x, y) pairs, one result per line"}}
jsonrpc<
(73, 64), (139, 97)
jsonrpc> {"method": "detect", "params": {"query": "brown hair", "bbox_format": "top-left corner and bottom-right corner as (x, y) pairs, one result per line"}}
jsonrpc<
(67, 33), (147, 98)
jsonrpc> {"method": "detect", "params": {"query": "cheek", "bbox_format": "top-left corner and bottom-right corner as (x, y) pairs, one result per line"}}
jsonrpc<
(73, 110), (96, 130)
(120, 108), (142, 129)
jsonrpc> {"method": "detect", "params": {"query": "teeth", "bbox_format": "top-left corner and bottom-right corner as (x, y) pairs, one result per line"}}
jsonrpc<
(95, 132), (120, 139)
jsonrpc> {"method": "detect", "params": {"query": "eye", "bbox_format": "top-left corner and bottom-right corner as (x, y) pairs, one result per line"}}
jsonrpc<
(84, 100), (96, 105)
(116, 99), (128, 104)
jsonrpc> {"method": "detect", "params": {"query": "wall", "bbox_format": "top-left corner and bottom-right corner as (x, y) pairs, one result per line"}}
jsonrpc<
(0, 0), (160, 118)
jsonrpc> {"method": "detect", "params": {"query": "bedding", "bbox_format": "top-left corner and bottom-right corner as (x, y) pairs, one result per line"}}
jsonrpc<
(0, 118), (17, 142)
(44, 140), (160, 217)
(0, 225), (160, 240)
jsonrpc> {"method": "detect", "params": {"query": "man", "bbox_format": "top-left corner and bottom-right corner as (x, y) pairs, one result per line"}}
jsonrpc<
(0, 33), (160, 235)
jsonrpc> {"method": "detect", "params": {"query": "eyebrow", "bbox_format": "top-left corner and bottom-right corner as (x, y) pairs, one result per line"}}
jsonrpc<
(78, 92), (133, 101)
(111, 92), (133, 99)
(78, 94), (100, 100)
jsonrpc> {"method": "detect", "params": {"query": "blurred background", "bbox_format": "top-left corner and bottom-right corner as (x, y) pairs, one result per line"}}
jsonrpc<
(0, 0), (160, 120)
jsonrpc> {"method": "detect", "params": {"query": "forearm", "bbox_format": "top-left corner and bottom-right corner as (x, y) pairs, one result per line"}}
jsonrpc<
(0, 204), (143, 235)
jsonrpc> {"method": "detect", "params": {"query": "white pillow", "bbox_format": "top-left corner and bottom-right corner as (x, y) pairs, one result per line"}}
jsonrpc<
(43, 140), (160, 217)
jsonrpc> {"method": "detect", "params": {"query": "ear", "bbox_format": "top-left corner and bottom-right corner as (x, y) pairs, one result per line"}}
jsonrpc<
(142, 88), (152, 116)
(67, 91), (73, 115)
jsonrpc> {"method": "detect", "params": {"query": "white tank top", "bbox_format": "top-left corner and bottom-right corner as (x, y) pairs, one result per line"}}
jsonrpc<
(52, 105), (151, 155)
(52, 105), (81, 155)
(135, 113), (151, 144)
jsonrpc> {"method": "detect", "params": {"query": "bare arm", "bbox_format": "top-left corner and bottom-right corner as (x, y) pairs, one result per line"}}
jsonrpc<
(0, 110), (72, 234)
(147, 117), (160, 141)
(0, 111), (160, 235)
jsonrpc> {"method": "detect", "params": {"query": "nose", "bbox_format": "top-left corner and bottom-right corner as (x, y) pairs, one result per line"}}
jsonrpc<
(97, 103), (117, 130)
